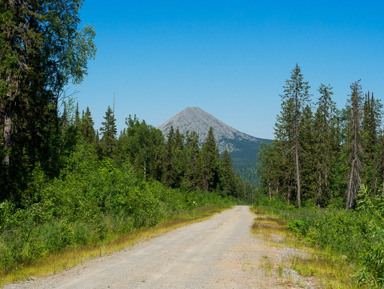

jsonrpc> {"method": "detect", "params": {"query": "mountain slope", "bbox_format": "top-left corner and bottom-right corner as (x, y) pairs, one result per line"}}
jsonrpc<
(157, 107), (272, 184)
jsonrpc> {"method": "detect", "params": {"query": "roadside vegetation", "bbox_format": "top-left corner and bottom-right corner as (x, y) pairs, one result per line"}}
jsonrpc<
(0, 138), (237, 285)
(0, 2), (252, 286)
(254, 188), (384, 288)
(257, 64), (384, 288)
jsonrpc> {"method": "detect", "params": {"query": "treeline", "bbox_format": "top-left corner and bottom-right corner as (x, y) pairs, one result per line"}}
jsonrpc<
(258, 64), (383, 209)
(67, 102), (253, 201)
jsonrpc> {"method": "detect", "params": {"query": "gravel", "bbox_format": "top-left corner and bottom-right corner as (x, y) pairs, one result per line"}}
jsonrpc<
(5, 206), (319, 289)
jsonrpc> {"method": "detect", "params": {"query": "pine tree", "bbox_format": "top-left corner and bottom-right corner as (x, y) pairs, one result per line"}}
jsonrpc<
(100, 106), (117, 158)
(345, 80), (364, 209)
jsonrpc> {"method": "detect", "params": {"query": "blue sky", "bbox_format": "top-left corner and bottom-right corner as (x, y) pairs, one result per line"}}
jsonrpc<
(73, 0), (384, 139)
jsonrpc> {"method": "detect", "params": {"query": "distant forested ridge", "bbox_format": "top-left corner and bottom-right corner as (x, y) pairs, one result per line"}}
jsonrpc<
(258, 64), (383, 209)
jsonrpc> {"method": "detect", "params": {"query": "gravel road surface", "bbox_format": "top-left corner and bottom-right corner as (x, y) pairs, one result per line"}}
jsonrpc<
(5, 206), (316, 289)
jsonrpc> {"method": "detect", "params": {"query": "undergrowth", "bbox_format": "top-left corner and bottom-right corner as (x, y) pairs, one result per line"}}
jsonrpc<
(0, 143), (236, 286)
(254, 186), (383, 288)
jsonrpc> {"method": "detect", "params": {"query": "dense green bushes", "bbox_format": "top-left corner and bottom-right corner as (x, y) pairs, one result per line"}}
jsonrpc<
(254, 187), (384, 288)
(0, 142), (235, 274)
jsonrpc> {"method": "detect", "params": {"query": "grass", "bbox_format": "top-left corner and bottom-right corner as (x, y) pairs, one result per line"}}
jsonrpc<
(0, 205), (227, 288)
(251, 208), (366, 289)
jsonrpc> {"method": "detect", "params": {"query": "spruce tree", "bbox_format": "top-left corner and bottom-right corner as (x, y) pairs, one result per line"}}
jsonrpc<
(345, 80), (364, 209)
(299, 105), (316, 203)
(80, 107), (96, 144)
(313, 84), (338, 206)
(199, 127), (220, 192)
(219, 150), (237, 196)
(274, 64), (310, 207)
(100, 106), (117, 158)
(184, 131), (200, 190)
(362, 92), (382, 194)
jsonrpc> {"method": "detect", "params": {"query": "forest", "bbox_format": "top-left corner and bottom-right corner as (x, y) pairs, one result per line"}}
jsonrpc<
(257, 64), (384, 287)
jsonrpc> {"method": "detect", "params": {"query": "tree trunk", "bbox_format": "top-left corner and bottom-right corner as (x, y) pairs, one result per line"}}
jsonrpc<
(295, 87), (301, 208)
(295, 142), (301, 207)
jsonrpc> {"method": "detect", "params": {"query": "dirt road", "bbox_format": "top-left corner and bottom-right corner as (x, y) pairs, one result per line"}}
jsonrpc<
(5, 206), (316, 289)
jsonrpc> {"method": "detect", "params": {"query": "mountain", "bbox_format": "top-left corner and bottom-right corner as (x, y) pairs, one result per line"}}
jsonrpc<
(157, 107), (272, 184)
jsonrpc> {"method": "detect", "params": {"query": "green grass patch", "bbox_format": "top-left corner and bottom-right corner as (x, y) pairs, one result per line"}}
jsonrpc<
(0, 205), (229, 287)
(251, 205), (367, 288)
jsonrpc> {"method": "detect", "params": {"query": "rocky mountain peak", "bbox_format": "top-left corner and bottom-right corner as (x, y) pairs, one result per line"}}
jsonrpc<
(157, 107), (265, 153)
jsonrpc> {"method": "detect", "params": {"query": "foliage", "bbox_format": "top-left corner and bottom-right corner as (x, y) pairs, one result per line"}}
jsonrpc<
(0, 142), (236, 275)
(0, 0), (96, 200)
(258, 66), (383, 209)
(255, 186), (384, 288)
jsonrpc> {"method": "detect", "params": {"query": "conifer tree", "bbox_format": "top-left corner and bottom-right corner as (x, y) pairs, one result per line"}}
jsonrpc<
(313, 84), (338, 205)
(80, 107), (95, 144)
(100, 106), (117, 158)
(116, 115), (164, 180)
(274, 64), (310, 207)
(362, 92), (382, 194)
(345, 80), (364, 209)
(199, 127), (220, 191)
(184, 131), (200, 190)
(162, 126), (176, 187)
(219, 150), (237, 196)
(257, 142), (285, 200)
(0, 0), (96, 199)
(299, 105), (316, 202)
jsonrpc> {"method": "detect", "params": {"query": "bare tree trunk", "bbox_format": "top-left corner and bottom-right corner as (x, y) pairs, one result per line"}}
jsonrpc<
(3, 110), (12, 167)
(295, 142), (301, 207)
(268, 182), (271, 200)
(3, 74), (16, 170)
(295, 88), (301, 208)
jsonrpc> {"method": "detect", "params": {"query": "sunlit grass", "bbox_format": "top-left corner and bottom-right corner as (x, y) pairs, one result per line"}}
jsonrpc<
(251, 208), (367, 289)
(0, 205), (227, 288)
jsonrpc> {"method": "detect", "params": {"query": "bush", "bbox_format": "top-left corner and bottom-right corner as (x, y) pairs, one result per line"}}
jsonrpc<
(255, 186), (384, 288)
(0, 144), (235, 275)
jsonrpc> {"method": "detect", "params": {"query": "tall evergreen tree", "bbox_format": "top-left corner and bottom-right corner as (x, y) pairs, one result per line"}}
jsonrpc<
(274, 64), (310, 207)
(313, 84), (338, 205)
(80, 107), (95, 144)
(345, 80), (364, 209)
(362, 92), (382, 194)
(184, 131), (200, 191)
(219, 150), (237, 196)
(299, 105), (316, 202)
(0, 0), (96, 200)
(198, 127), (220, 191)
(100, 106), (117, 158)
